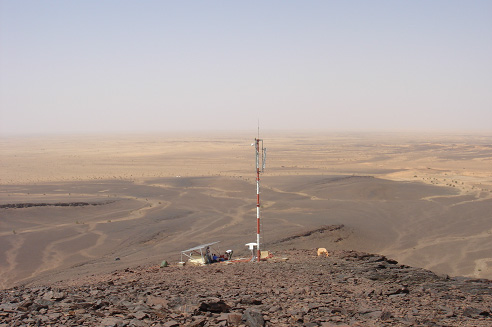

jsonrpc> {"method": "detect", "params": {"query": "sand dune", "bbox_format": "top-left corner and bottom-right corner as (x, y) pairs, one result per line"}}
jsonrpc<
(0, 132), (491, 289)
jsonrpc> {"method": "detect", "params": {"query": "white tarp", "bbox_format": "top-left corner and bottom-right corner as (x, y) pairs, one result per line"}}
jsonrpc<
(181, 241), (220, 254)
(180, 241), (220, 265)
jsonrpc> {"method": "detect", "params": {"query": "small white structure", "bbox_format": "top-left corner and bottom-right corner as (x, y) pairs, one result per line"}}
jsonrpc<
(245, 242), (257, 251)
(245, 242), (257, 261)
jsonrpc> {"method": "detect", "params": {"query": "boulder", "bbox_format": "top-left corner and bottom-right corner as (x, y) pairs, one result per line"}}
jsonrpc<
(198, 300), (230, 313)
(243, 308), (265, 327)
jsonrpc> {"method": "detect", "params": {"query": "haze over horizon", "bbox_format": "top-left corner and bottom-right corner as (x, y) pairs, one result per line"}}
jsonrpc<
(1, 1), (491, 135)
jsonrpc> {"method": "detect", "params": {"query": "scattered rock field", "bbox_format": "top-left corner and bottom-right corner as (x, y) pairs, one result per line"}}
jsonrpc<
(2, 249), (492, 326)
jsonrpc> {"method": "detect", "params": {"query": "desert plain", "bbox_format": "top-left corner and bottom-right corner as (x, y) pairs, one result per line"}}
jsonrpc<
(1, 131), (491, 290)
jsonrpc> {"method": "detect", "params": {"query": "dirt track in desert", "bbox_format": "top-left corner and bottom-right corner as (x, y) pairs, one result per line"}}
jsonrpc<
(1, 132), (491, 289)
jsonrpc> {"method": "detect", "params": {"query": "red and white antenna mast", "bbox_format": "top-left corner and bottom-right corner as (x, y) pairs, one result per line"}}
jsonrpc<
(254, 124), (266, 262)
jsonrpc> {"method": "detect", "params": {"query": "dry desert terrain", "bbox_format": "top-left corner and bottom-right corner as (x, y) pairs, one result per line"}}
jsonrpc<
(1, 131), (491, 290)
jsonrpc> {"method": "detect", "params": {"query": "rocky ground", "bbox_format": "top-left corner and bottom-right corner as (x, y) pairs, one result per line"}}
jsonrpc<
(1, 249), (492, 327)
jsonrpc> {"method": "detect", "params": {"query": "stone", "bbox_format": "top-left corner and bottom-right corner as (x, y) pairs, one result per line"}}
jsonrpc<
(240, 296), (262, 305)
(217, 313), (229, 321)
(132, 310), (147, 320)
(199, 300), (230, 313)
(31, 299), (53, 311)
(43, 290), (66, 301)
(100, 317), (123, 326)
(462, 306), (487, 317)
(73, 308), (87, 315)
(47, 313), (62, 320)
(381, 311), (393, 320)
(243, 308), (265, 327)
(147, 295), (169, 308)
(188, 317), (206, 327)
(53, 291), (66, 300)
(363, 310), (383, 319)
(227, 312), (243, 325)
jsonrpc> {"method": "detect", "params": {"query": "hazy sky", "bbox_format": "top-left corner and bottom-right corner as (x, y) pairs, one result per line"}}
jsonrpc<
(1, 1), (491, 135)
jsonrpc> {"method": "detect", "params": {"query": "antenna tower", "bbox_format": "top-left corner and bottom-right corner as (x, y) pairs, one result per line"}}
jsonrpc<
(254, 126), (266, 262)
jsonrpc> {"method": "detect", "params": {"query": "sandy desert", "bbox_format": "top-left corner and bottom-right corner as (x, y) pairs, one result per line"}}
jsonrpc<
(1, 131), (491, 290)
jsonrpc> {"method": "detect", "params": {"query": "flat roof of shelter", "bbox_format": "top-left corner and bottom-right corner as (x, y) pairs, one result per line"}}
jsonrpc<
(181, 241), (220, 253)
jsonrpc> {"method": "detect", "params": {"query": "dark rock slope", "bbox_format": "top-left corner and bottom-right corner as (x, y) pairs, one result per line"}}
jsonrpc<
(1, 249), (492, 326)
(0, 201), (113, 209)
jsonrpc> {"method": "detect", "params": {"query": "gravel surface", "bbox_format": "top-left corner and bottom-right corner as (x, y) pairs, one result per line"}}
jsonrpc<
(2, 249), (492, 326)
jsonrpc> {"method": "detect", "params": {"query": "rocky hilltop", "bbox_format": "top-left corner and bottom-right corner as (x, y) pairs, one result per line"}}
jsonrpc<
(1, 249), (492, 327)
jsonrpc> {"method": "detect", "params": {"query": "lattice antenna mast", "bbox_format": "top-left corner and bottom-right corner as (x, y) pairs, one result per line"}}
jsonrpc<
(254, 127), (266, 262)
